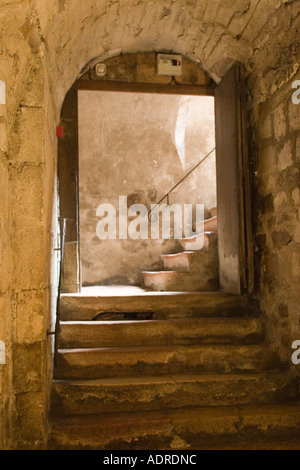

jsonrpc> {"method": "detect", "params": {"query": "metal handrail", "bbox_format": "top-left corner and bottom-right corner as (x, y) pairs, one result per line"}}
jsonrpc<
(148, 147), (216, 220)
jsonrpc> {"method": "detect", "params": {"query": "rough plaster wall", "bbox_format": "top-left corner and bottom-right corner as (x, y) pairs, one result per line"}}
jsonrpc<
(0, 0), (299, 449)
(78, 91), (215, 285)
(251, 76), (300, 365)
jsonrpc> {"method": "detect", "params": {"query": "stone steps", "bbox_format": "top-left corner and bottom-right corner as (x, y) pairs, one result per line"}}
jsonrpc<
(60, 291), (251, 321)
(51, 288), (300, 450)
(160, 251), (193, 272)
(51, 372), (298, 416)
(142, 223), (218, 291)
(57, 317), (264, 349)
(48, 404), (300, 450)
(54, 344), (277, 380)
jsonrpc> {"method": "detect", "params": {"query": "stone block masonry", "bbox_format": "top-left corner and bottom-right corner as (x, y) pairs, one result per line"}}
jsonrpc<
(251, 75), (300, 365)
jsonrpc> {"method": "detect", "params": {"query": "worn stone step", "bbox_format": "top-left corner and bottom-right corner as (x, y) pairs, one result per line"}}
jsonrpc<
(57, 318), (264, 349)
(160, 251), (192, 272)
(48, 404), (300, 450)
(54, 344), (277, 380)
(60, 291), (252, 321)
(142, 271), (184, 291)
(179, 231), (217, 252)
(51, 372), (298, 417)
(142, 270), (218, 292)
(160, 249), (218, 273)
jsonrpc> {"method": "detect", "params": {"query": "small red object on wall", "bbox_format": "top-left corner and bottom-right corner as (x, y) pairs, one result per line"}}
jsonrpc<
(56, 126), (63, 138)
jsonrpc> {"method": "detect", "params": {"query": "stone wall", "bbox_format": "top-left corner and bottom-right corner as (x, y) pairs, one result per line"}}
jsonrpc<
(0, 78), (11, 450)
(0, 2), (58, 449)
(78, 91), (216, 286)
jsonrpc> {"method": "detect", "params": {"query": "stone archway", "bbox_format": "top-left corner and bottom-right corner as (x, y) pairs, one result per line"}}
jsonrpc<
(58, 51), (254, 297)
(5, 37), (252, 446)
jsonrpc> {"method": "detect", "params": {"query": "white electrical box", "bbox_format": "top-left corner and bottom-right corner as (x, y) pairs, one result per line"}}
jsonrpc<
(157, 54), (182, 77)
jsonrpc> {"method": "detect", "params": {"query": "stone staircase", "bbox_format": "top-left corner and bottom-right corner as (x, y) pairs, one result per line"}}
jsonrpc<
(48, 290), (300, 450)
(142, 208), (219, 292)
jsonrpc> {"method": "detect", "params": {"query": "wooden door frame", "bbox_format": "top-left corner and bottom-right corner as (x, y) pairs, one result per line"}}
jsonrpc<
(215, 63), (254, 295)
(58, 85), (81, 293)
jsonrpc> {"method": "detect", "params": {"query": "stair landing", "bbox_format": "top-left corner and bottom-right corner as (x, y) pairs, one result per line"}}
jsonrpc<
(60, 286), (250, 321)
